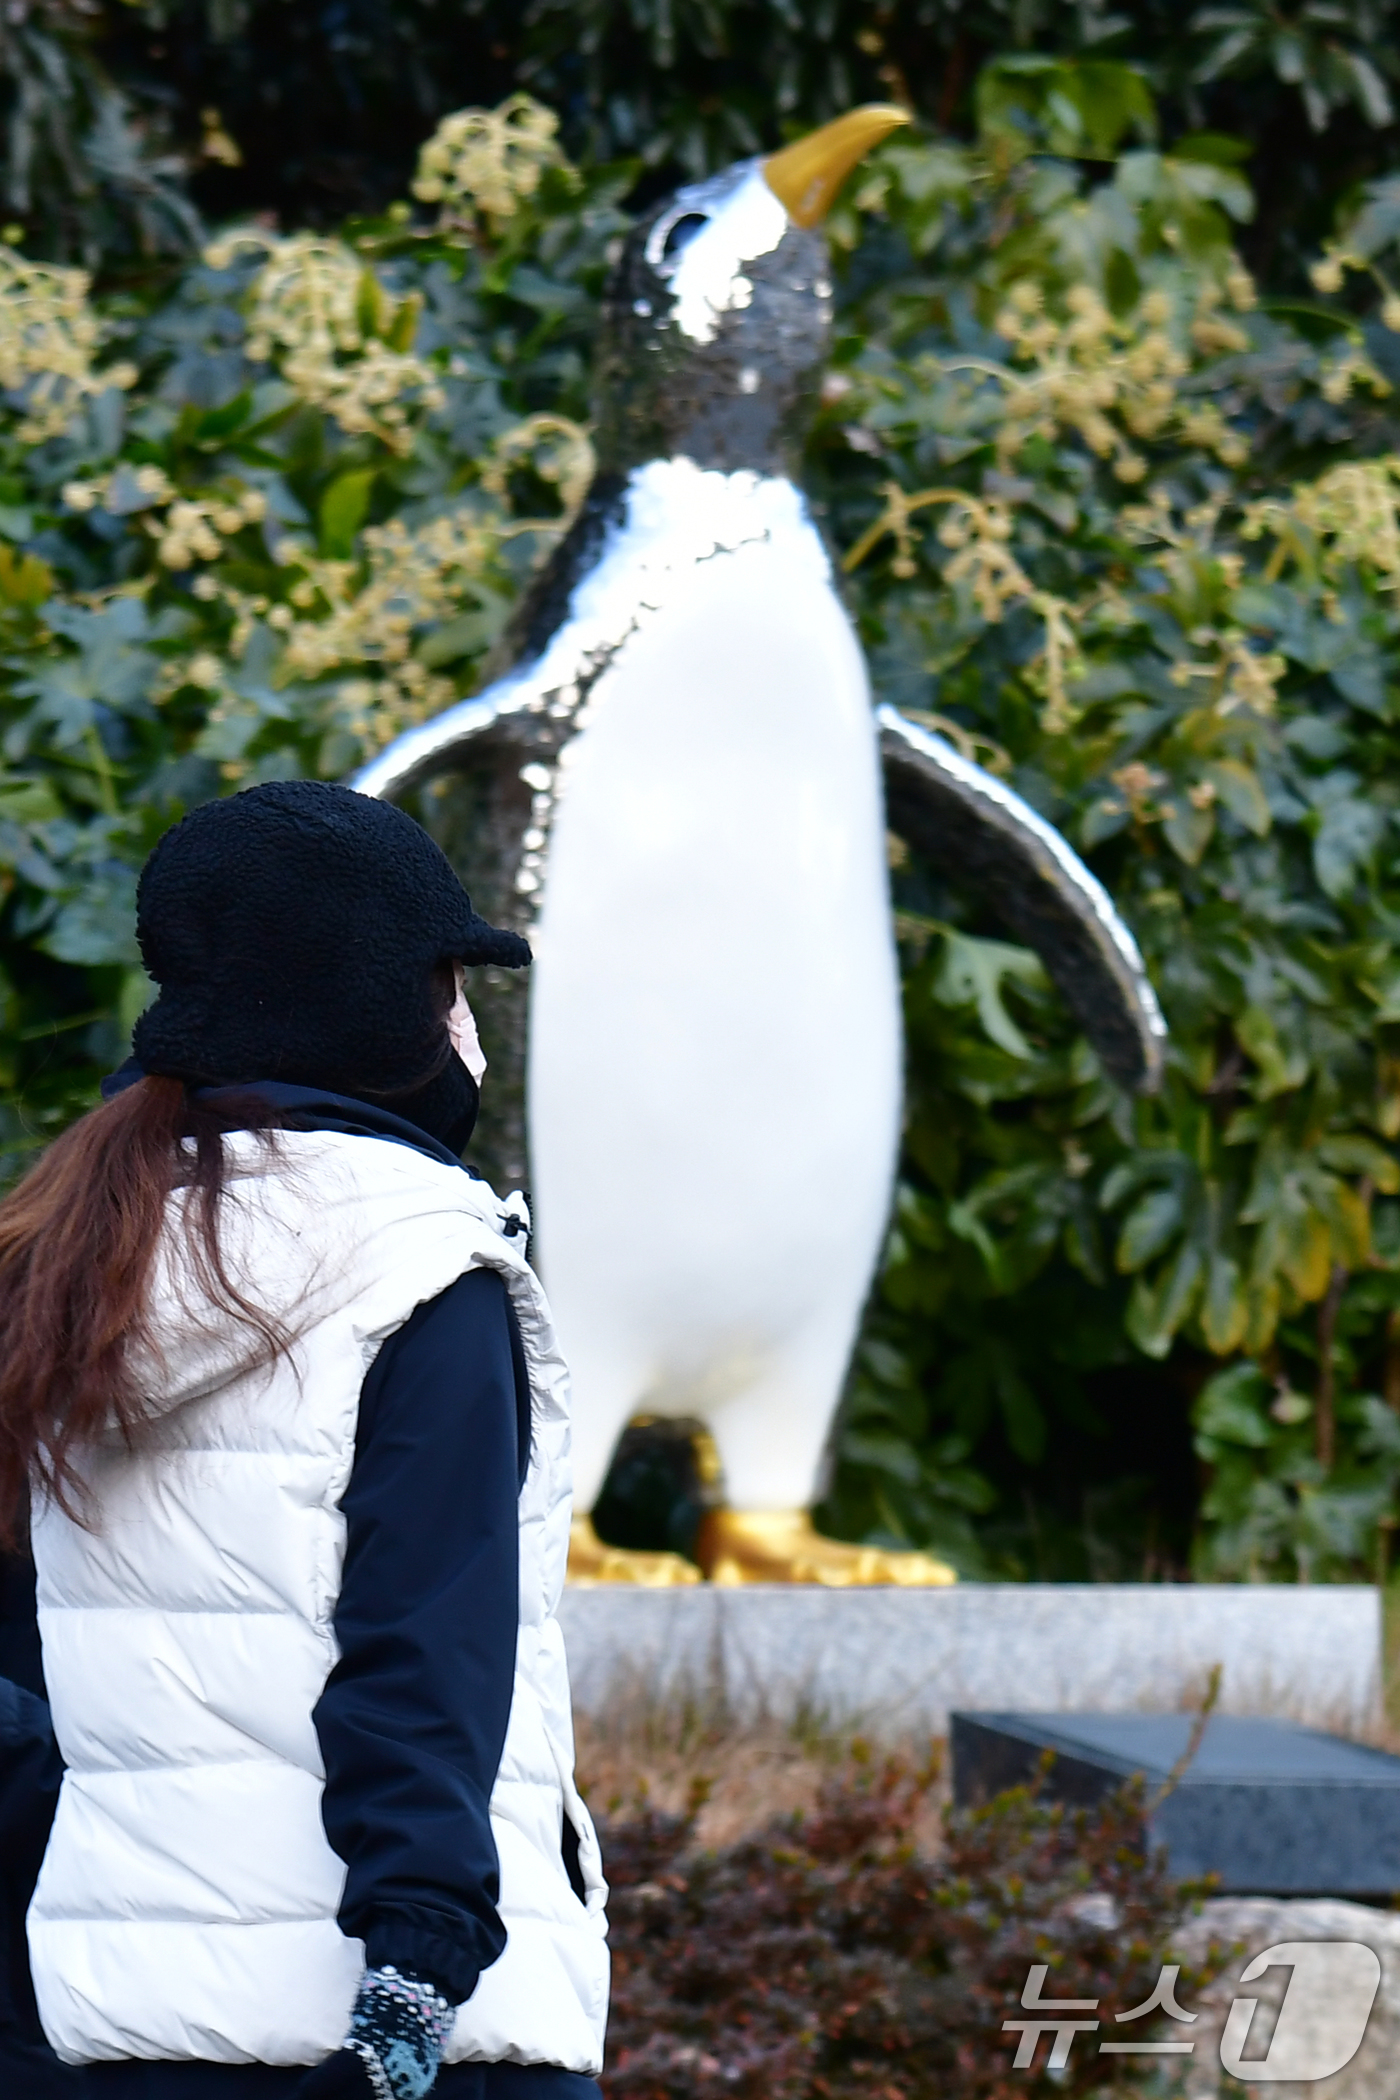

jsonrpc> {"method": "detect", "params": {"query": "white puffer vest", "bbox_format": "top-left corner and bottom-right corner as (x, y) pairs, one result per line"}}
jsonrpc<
(27, 1130), (609, 2070)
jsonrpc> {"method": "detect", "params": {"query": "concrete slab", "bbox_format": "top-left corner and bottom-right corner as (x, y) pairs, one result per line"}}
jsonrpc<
(558, 1582), (1382, 1734)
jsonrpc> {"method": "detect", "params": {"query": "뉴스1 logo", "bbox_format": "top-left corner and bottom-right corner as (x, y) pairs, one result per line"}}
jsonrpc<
(1219, 1942), (1381, 2083)
(1004, 1942), (1382, 2083)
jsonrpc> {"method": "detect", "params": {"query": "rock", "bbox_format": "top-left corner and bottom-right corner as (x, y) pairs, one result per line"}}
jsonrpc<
(1169, 1899), (1400, 2099)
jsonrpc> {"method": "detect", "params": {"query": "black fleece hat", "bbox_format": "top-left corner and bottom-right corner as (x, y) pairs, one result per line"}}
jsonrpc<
(132, 779), (530, 1093)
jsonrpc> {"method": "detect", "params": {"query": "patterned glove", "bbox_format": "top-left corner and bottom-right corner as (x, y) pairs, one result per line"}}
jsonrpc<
(345, 1966), (457, 2100)
(295, 1969), (457, 2100)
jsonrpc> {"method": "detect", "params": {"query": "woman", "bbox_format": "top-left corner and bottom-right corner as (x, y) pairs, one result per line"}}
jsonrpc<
(0, 781), (608, 2100)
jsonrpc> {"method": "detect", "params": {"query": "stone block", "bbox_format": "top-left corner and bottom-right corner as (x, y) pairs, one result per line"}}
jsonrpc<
(952, 1710), (1400, 1895)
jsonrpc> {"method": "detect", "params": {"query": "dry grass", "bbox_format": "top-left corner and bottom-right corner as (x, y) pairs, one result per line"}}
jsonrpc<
(570, 1662), (1394, 1865)
(573, 1686), (949, 1853)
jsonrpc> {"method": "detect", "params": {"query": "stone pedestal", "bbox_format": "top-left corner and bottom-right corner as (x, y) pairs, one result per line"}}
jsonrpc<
(558, 1582), (1382, 1734)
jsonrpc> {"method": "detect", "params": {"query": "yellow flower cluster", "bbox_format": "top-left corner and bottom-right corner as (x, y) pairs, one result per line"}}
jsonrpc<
(1168, 635), (1287, 718)
(1118, 494), (1286, 719)
(990, 279), (1253, 480)
(206, 232), (444, 451)
(1109, 760), (1169, 822)
(154, 490), (269, 568)
(1320, 347), (1390, 405)
(171, 414), (594, 769)
(479, 413), (596, 517)
(287, 491), (588, 751)
(933, 495), (1028, 617)
(0, 246), (135, 443)
(411, 94), (573, 232)
(1312, 244), (1400, 335)
(281, 511), (498, 680)
(161, 516), (476, 758)
(1245, 458), (1400, 588)
(62, 468), (267, 566)
(845, 485), (1029, 606)
(61, 464), (171, 513)
(842, 254), (1361, 736)
(1028, 591), (1086, 734)
(276, 412), (593, 690)
(844, 484), (1087, 727)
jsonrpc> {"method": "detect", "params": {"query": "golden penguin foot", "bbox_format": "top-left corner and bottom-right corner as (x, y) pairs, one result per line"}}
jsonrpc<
(695, 1508), (957, 1587)
(566, 1514), (702, 1587)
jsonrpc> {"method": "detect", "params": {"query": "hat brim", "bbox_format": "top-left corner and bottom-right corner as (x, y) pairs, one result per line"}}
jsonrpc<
(453, 914), (532, 969)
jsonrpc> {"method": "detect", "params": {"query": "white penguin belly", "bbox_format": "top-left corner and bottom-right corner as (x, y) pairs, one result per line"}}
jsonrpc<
(529, 524), (901, 1510)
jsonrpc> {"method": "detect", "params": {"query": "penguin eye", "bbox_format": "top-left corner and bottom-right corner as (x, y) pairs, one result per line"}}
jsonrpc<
(660, 213), (708, 264)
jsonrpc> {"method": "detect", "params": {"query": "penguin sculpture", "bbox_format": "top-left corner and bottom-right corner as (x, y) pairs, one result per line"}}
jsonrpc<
(353, 109), (1166, 1584)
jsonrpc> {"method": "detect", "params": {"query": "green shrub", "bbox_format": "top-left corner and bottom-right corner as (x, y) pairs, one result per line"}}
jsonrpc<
(5, 66), (1400, 1574)
(813, 82), (1400, 1579)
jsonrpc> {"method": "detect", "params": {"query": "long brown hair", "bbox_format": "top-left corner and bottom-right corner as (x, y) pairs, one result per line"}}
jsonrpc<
(0, 961), (462, 1550)
(0, 1076), (288, 1549)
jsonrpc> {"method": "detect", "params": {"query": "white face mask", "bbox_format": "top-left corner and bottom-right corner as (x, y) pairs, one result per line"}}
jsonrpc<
(446, 964), (487, 1087)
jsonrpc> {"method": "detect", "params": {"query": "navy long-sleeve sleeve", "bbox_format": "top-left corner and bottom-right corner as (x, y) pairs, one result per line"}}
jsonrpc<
(314, 1264), (531, 2006)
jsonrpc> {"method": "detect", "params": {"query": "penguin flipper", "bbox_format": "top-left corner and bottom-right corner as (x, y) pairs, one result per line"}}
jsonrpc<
(878, 705), (1165, 1094)
(351, 684), (527, 802)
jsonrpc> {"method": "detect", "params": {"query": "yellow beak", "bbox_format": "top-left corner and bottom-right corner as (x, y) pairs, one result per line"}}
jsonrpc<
(763, 105), (911, 228)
